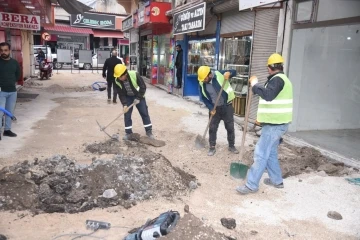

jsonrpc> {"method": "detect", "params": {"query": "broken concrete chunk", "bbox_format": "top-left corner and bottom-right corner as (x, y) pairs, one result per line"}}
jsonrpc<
(220, 218), (236, 229)
(327, 211), (343, 220)
(102, 189), (118, 199)
(189, 181), (198, 190)
(184, 204), (190, 213)
(317, 163), (339, 174)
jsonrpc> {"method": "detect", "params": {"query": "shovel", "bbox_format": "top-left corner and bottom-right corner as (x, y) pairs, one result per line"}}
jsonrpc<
(96, 102), (136, 139)
(230, 86), (253, 179)
(195, 76), (228, 149)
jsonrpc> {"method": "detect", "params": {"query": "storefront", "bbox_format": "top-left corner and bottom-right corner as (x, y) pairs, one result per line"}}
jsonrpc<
(0, 10), (48, 85)
(122, 15), (137, 70)
(133, 1), (173, 85)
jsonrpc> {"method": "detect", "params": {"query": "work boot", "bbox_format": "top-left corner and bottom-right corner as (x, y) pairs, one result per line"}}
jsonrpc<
(107, 99), (111, 104)
(236, 185), (258, 195)
(208, 147), (216, 156)
(123, 134), (132, 141)
(263, 178), (284, 189)
(228, 146), (239, 154)
(112, 100), (117, 104)
(146, 131), (154, 139)
(3, 130), (17, 137)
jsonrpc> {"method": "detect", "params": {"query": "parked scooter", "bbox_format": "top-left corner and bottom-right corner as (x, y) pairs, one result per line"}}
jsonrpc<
(39, 59), (53, 80)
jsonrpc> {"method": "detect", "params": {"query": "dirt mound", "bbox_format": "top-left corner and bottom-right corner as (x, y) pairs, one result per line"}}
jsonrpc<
(24, 80), (43, 87)
(66, 86), (93, 92)
(0, 152), (196, 214)
(161, 213), (231, 240)
(45, 84), (66, 94)
(244, 144), (358, 178)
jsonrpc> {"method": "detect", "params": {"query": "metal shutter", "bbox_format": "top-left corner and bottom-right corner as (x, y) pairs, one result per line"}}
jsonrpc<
(220, 10), (254, 34)
(198, 10), (217, 36)
(212, 0), (238, 13)
(249, 9), (280, 121)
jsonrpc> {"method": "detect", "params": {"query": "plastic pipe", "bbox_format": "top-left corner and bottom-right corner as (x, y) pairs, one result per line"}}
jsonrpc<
(0, 107), (17, 120)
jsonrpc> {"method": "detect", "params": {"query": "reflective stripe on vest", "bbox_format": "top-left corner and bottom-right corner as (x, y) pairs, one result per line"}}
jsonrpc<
(199, 71), (235, 103)
(257, 73), (293, 124)
(115, 70), (140, 91)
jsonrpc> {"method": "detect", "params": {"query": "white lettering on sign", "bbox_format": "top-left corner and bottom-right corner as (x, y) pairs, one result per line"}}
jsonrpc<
(0, 12), (40, 30)
(181, 20), (203, 31)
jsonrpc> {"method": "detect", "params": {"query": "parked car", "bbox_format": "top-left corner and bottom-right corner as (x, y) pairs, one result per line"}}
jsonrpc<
(33, 45), (63, 69)
(74, 54), (124, 70)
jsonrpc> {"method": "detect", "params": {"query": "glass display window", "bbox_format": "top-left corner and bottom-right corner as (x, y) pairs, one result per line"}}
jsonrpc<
(187, 38), (216, 75)
(220, 36), (252, 95)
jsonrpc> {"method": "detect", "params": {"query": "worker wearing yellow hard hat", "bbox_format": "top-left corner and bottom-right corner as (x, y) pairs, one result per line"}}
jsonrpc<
(113, 64), (154, 140)
(236, 53), (293, 195)
(197, 66), (239, 156)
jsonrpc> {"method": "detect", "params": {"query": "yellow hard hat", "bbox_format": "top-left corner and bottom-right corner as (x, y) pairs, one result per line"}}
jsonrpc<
(267, 53), (284, 66)
(197, 66), (211, 82)
(114, 64), (127, 78)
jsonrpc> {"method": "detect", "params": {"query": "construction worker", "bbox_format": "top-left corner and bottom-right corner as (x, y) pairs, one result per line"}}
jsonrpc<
(236, 53), (293, 195)
(197, 66), (239, 156)
(113, 64), (154, 139)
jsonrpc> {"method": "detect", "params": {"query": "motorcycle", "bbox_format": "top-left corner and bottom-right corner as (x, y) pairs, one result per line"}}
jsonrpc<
(39, 59), (53, 80)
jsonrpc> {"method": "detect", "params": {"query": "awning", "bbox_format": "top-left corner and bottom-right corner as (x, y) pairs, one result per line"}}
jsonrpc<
(44, 24), (94, 34)
(93, 29), (124, 38)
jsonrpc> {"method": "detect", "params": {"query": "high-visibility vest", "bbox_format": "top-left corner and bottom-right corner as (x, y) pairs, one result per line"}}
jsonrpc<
(199, 71), (235, 103)
(257, 73), (293, 124)
(115, 70), (139, 91)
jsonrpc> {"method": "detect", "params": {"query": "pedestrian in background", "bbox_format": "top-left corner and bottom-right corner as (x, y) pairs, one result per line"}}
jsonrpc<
(236, 53), (293, 195)
(0, 42), (20, 138)
(102, 49), (123, 104)
(175, 44), (183, 89)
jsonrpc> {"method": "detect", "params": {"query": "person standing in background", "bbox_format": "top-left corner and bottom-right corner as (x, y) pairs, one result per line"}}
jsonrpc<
(0, 42), (20, 138)
(175, 44), (183, 89)
(103, 49), (123, 104)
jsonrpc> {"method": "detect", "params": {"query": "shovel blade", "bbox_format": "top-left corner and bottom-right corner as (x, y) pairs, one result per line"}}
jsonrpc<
(230, 162), (249, 179)
(195, 135), (206, 149)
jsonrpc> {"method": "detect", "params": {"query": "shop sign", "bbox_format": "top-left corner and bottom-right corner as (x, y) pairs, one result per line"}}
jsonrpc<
(138, 9), (145, 25)
(0, 12), (40, 30)
(122, 15), (133, 31)
(70, 12), (116, 29)
(173, 3), (206, 35)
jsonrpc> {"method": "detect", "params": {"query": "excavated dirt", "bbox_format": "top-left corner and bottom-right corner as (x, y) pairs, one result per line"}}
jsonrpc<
(0, 140), (196, 214)
(243, 143), (358, 178)
(161, 213), (235, 240)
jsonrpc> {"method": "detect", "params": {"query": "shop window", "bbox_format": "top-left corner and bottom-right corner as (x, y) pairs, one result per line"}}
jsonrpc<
(295, 0), (315, 23)
(317, 0), (360, 21)
(187, 39), (216, 75)
(220, 36), (252, 95)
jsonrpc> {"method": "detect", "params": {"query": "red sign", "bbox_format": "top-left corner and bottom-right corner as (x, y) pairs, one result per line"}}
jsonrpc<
(134, 2), (171, 27)
(0, 12), (40, 30)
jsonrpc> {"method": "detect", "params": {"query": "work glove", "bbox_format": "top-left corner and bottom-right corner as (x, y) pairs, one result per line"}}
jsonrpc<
(255, 120), (261, 126)
(210, 110), (216, 116)
(223, 71), (231, 80)
(133, 99), (140, 105)
(249, 76), (258, 87)
(123, 106), (129, 113)
(102, 73), (106, 79)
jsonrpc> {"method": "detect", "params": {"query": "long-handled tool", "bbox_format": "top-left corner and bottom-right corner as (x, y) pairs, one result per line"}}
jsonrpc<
(96, 102), (136, 139)
(230, 86), (253, 179)
(195, 77), (228, 149)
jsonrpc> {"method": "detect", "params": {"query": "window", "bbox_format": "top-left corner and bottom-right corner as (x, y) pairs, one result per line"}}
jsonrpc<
(295, 0), (315, 23)
(317, 0), (360, 21)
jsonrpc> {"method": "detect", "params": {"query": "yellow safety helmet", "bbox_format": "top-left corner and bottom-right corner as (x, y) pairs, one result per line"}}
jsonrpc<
(267, 53), (284, 66)
(114, 64), (127, 78)
(197, 66), (211, 82)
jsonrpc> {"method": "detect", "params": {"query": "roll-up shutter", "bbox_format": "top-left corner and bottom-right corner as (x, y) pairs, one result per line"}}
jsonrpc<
(198, 10), (217, 36)
(212, 0), (238, 13)
(249, 9), (280, 121)
(220, 10), (254, 34)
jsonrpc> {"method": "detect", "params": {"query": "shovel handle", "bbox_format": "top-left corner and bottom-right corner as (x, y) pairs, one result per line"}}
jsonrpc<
(101, 102), (136, 131)
(239, 86), (253, 159)
(201, 78), (228, 140)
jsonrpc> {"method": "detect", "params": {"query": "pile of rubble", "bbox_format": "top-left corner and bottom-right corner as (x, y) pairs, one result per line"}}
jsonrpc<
(0, 152), (196, 214)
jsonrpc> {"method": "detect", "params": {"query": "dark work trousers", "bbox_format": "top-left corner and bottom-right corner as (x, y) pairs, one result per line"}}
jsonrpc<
(209, 104), (235, 147)
(106, 78), (118, 101)
(124, 96), (152, 134)
(176, 67), (182, 87)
